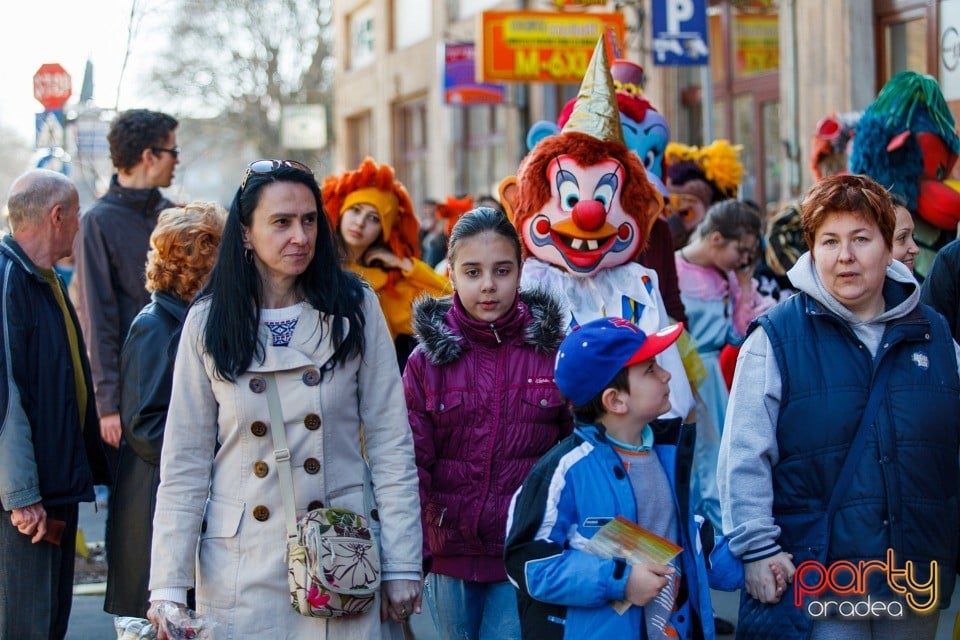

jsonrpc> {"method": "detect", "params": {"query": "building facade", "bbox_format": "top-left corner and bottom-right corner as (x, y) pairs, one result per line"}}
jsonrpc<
(330, 0), (958, 213)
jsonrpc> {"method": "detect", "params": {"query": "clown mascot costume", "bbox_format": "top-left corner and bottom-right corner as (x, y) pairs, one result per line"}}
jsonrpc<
(500, 39), (694, 423)
(849, 71), (960, 278)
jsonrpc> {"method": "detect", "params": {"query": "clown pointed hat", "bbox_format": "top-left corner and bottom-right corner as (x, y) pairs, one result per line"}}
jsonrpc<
(561, 37), (625, 146)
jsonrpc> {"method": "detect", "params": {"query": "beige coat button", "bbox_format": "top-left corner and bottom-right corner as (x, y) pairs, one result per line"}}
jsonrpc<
(252, 505), (270, 521)
(304, 414), (321, 430)
(304, 457), (321, 474)
(302, 369), (321, 386)
(253, 461), (269, 478)
(251, 421), (268, 437)
(249, 377), (266, 393)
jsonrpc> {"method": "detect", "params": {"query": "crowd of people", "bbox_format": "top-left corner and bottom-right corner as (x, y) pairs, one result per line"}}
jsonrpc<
(3, 58), (960, 640)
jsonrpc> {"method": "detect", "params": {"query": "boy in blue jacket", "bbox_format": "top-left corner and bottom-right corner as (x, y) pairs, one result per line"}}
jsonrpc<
(505, 317), (738, 639)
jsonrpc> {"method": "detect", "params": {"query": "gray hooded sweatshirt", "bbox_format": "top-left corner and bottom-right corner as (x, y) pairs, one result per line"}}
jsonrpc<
(717, 252), (960, 562)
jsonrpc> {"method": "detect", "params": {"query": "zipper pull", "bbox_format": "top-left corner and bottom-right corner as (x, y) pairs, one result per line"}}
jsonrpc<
(489, 323), (501, 344)
(438, 506), (447, 527)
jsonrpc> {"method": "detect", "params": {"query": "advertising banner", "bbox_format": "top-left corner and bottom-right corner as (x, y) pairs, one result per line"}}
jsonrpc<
(443, 42), (505, 105)
(477, 11), (625, 83)
(734, 14), (779, 77)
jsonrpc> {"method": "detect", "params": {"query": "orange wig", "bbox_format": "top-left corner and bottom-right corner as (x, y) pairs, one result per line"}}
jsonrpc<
(322, 157), (421, 260)
(322, 158), (421, 291)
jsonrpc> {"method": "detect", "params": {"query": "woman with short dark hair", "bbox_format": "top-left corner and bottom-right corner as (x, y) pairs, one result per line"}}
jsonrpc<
(719, 174), (960, 639)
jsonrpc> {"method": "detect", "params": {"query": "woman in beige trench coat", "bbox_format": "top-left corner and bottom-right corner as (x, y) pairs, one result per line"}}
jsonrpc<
(147, 160), (422, 639)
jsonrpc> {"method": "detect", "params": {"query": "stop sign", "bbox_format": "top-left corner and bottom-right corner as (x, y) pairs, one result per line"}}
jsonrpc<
(33, 63), (72, 111)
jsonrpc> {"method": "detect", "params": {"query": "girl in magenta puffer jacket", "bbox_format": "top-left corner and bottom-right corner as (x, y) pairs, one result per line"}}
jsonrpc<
(403, 207), (572, 640)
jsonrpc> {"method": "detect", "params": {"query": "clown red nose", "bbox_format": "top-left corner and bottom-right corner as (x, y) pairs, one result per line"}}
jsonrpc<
(572, 200), (606, 231)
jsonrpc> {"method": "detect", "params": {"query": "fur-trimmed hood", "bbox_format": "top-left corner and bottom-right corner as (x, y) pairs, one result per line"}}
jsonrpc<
(412, 288), (565, 365)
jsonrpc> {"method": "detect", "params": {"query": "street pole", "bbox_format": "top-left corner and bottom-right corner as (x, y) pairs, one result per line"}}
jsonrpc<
(700, 63), (713, 145)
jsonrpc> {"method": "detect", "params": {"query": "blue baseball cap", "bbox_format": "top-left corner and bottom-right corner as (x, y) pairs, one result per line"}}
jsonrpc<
(554, 318), (684, 407)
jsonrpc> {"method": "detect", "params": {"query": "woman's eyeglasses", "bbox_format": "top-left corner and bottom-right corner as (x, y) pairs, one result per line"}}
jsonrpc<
(240, 159), (314, 190)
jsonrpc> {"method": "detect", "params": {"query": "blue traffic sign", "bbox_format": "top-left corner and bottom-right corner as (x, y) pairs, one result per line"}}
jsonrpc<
(651, 0), (709, 66)
(34, 147), (71, 176)
(36, 110), (65, 148)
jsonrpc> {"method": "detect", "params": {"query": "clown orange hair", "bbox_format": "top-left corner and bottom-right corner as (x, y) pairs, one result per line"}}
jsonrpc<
(513, 132), (661, 258)
(322, 158), (421, 291)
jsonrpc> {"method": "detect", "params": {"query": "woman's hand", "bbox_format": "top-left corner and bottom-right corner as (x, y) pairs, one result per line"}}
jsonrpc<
(380, 578), (422, 623)
(147, 600), (187, 640)
(735, 256), (757, 290)
(623, 562), (675, 607)
(744, 551), (795, 603)
(363, 246), (412, 273)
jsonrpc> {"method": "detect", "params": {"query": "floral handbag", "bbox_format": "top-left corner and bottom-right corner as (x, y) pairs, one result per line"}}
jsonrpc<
(287, 507), (381, 617)
(263, 373), (382, 619)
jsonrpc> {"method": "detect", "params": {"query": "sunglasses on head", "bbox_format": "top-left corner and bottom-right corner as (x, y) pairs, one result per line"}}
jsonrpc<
(240, 159), (314, 190)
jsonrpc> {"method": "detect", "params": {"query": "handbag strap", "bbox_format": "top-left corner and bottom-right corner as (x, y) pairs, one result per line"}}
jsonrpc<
(262, 373), (375, 539)
(264, 372), (300, 540)
(825, 356), (895, 519)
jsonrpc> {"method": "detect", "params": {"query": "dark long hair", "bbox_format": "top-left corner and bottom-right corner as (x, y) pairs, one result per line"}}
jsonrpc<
(200, 165), (366, 381)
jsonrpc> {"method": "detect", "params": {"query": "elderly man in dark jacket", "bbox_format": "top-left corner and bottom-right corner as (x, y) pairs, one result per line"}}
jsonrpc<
(0, 169), (110, 639)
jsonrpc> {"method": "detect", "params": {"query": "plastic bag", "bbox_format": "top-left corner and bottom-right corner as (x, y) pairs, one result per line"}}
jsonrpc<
(152, 603), (219, 640)
(114, 616), (156, 640)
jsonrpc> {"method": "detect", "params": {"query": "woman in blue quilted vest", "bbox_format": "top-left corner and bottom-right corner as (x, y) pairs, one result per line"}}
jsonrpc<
(718, 174), (960, 640)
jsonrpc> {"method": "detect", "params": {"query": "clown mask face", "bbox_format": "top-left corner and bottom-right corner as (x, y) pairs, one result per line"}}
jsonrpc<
(623, 110), (669, 181)
(522, 154), (641, 276)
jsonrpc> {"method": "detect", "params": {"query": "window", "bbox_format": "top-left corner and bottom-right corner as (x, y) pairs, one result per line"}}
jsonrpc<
(761, 100), (781, 205)
(348, 6), (375, 70)
(394, 99), (430, 209)
(884, 17), (928, 76)
(393, 0), (432, 49)
(454, 105), (508, 199)
(678, 2), (780, 206)
(345, 112), (373, 169)
(455, 0), (500, 21)
(874, 0), (937, 86)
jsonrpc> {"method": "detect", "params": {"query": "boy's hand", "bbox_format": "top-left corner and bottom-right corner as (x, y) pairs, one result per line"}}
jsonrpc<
(624, 563), (675, 607)
(745, 551), (795, 603)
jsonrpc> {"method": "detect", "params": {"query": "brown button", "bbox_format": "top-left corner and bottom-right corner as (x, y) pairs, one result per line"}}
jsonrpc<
(304, 414), (321, 431)
(370, 508), (379, 522)
(253, 461), (269, 478)
(251, 421), (268, 437)
(308, 500), (324, 511)
(304, 457), (321, 474)
(249, 377), (266, 393)
(302, 369), (320, 386)
(253, 505), (270, 521)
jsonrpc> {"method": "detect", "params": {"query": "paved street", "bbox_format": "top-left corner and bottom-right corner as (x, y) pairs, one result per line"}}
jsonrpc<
(66, 501), (959, 639)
